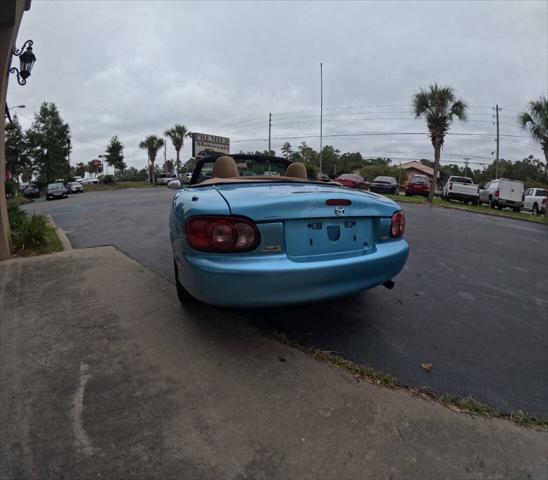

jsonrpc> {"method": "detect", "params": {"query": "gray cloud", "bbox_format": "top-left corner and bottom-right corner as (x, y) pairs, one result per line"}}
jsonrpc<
(7, 0), (547, 171)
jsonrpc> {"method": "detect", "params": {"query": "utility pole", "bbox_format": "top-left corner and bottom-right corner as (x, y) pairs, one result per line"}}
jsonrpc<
(464, 157), (470, 177)
(319, 62), (323, 174)
(495, 104), (500, 178)
(268, 112), (272, 154)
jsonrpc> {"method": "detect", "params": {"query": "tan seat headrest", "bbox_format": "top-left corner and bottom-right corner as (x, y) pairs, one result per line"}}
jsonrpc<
(284, 162), (307, 179)
(212, 156), (239, 178)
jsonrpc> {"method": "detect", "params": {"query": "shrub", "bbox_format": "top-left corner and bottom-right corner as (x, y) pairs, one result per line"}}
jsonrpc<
(4, 180), (17, 197)
(11, 213), (49, 251)
(7, 201), (27, 230)
(102, 174), (115, 184)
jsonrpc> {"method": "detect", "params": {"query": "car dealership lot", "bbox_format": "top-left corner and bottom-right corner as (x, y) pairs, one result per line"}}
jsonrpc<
(24, 189), (548, 417)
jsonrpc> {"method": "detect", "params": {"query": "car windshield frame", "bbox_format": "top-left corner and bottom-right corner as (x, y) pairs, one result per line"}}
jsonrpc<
(190, 154), (292, 186)
(373, 176), (396, 184)
(337, 174), (364, 182)
(451, 176), (473, 184)
(409, 175), (428, 184)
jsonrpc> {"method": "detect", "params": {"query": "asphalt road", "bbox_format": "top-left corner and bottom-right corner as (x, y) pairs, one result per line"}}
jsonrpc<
(25, 189), (548, 417)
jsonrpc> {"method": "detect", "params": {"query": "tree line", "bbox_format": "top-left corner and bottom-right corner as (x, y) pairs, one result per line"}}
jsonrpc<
(5, 91), (547, 198)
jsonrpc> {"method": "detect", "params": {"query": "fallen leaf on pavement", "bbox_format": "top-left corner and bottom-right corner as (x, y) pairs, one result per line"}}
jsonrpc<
(420, 363), (433, 372)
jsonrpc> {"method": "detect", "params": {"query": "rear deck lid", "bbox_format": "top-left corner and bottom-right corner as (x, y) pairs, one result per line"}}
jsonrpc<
(214, 182), (399, 221)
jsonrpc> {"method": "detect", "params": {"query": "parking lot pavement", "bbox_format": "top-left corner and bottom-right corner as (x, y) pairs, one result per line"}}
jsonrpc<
(24, 190), (548, 417)
(1, 247), (546, 479)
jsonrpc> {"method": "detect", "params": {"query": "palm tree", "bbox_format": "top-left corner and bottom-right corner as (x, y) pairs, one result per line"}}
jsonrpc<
(413, 84), (467, 203)
(165, 124), (192, 176)
(139, 135), (165, 184)
(518, 96), (548, 165)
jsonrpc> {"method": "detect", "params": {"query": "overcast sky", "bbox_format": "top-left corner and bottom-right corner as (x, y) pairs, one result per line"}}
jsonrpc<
(7, 0), (548, 172)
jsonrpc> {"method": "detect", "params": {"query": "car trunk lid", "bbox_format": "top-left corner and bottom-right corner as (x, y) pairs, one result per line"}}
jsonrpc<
(215, 182), (399, 260)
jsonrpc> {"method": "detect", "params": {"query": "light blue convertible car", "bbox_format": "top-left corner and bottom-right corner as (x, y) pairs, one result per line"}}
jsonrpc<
(168, 154), (408, 307)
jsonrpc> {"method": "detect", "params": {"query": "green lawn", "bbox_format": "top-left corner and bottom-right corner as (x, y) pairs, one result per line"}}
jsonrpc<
(386, 194), (548, 225)
(84, 181), (157, 192)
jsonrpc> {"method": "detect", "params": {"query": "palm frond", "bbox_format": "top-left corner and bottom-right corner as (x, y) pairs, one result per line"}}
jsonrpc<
(518, 96), (548, 148)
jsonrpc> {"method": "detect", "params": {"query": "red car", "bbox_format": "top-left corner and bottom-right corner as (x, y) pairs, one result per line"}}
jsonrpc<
(334, 173), (368, 189)
(406, 174), (430, 197)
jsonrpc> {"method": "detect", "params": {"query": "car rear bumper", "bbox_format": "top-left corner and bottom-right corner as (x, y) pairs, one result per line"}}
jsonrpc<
(175, 240), (409, 307)
(497, 199), (522, 207)
(370, 186), (396, 193)
(446, 192), (478, 201)
(406, 187), (429, 195)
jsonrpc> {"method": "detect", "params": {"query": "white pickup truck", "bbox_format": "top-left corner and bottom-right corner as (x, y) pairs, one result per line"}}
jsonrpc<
(442, 176), (479, 205)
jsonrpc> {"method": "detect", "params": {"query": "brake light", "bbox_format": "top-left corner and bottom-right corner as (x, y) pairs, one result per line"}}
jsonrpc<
(326, 199), (352, 206)
(186, 216), (260, 252)
(495, 189), (499, 198)
(391, 211), (405, 238)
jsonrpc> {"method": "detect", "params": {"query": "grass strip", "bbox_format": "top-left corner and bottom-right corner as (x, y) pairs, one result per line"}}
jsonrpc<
(386, 194), (548, 225)
(271, 331), (548, 430)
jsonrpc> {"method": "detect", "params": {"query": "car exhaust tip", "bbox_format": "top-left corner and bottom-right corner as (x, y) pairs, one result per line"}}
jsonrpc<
(383, 280), (395, 289)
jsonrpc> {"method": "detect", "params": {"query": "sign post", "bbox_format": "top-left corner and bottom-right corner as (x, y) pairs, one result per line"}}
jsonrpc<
(192, 133), (230, 157)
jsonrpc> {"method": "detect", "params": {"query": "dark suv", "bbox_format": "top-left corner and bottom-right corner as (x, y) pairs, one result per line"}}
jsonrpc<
(46, 182), (68, 200)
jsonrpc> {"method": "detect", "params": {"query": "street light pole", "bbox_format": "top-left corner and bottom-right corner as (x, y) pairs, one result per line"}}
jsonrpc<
(319, 62), (323, 174)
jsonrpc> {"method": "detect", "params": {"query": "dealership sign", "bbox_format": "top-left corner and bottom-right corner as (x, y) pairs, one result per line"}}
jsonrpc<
(192, 133), (230, 157)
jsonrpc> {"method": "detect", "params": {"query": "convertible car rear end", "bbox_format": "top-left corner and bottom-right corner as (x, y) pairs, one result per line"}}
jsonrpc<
(169, 154), (408, 307)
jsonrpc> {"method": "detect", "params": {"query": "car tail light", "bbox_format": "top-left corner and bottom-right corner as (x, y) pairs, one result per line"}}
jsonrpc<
(495, 189), (499, 198)
(391, 211), (405, 238)
(326, 199), (352, 206)
(185, 216), (260, 252)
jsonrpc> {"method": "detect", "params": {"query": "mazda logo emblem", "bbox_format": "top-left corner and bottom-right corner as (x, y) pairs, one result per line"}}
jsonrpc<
(334, 206), (345, 216)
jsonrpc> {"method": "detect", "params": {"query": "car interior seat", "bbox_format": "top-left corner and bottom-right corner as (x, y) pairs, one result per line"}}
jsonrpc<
(212, 156), (239, 178)
(284, 162), (307, 179)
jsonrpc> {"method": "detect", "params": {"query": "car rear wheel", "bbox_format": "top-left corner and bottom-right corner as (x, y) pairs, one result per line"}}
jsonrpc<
(174, 259), (197, 305)
(532, 204), (539, 215)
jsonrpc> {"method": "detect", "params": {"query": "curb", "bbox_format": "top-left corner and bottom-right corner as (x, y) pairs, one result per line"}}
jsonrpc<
(46, 214), (72, 251)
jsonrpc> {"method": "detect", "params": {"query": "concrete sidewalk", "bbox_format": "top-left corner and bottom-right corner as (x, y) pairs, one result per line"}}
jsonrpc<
(1, 247), (546, 479)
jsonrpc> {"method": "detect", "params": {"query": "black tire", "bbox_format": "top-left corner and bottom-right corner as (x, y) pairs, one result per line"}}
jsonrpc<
(174, 260), (196, 304)
(532, 204), (539, 216)
(489, 197), (495, 209)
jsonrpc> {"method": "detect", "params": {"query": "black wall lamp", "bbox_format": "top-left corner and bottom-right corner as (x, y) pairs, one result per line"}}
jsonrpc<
(9, 40), (36, 86)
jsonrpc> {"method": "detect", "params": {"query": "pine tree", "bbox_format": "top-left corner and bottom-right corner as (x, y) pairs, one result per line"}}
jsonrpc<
(26, 102), (71, 184)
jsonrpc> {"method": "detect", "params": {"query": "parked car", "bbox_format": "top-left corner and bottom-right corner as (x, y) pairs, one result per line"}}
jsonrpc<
(334, 173), (368, 189)
(23, 184), (40, 199)
(522, 187), (547, 215)
(81, 178), (98, 185)
(168, 154), (408, 307)
(46, 182), (68, 200)
(370, 176), (398, 194)
(156, 173), (178, 185)
(405, 174), (430, 197)
(479, 178), (523, 211)
(442, 176), (479, 205)
(65, 181), (84, 194)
